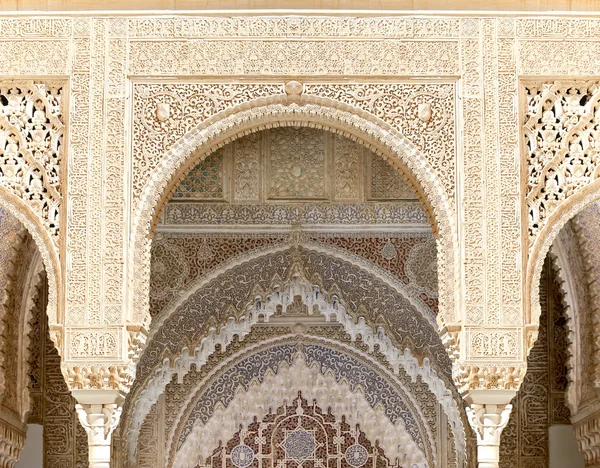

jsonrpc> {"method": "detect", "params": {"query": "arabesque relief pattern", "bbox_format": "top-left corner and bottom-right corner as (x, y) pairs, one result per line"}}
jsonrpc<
(499, 259), (569, 467)
(27, 273), (89, 467)
(3, 16), (600, 444)
(198, 393), (422, 468)
(0, 82), (64, 241)
(124, 326), (465, 468)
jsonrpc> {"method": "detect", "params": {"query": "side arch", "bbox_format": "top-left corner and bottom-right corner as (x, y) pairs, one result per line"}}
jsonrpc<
(129, 95), (458, 339)
(0, 185), (61, 327)
(527, 179), (600, 352)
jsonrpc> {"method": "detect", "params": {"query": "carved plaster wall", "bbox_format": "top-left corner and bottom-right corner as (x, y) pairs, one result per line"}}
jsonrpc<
(128, 328), (465, 468)
(499, 259), (570, 467)
(551, 203), (600, 465)
(27, 273), (89, 467)
(0, 81), (64, 337)
(200, 393), (417, 468)
(123, 231), (464, 463)
(0, 208), (27, 412)
(3, 14), (600, 427)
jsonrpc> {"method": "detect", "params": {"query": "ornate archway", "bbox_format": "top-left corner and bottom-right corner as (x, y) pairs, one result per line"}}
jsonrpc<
(129, 91), (459, 353)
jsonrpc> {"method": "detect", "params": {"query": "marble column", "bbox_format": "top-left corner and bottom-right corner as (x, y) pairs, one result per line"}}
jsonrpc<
(73, 390), (123, 468)
(467, 390), (515, 468)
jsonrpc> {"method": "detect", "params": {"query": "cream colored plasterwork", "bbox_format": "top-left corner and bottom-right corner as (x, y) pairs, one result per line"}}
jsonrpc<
(524, 81), (600, 369)
(5, 14), (600, 399)
(0, 81), (65, 335)
(129, 81), (458, 347)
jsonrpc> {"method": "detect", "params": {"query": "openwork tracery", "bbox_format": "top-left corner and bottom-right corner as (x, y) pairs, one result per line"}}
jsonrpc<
(198, 392), (424, 468)
(0, 82), (64, 241)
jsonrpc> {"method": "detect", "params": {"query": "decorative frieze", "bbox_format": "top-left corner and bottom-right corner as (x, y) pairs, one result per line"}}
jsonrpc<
(128, 40), (459, 77)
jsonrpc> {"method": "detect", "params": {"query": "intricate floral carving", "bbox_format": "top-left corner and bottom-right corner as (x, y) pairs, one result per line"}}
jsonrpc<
(0, 81), (64, 241)
(455, 364), (526, 395)
(525, 81), (600, 245)
(174, 358), (427, 468)
(27, 274), (89, 467)
(161, 201), (428, 227)
(304, 83), (456, 201)
(128, 41), (459, 77)
(197, 393), (424, 468)
(267, 127), (327, 199)
(166, 339), (438, 468)
(63, 364), (134, 394)
(130, 99), (458, 351)
(499, 259), (570, 467)
(132, 83), (284, 201)
(127, 269), (463, 467)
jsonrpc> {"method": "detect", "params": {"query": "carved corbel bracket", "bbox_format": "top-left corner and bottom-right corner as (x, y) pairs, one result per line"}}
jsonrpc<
(0, 417), (25, 467)
(455, 363), (526, 396)
(63, 362), (135, 395)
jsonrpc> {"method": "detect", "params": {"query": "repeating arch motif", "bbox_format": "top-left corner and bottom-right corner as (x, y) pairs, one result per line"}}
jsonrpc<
(172, 355), (428, 468)
(125, 247), (465, 466)
(164, 338), (447, 468)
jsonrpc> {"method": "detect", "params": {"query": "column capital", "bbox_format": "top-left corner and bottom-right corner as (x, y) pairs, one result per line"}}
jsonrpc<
(73, 390), (124, 468)
(573, 407), (600, 467)
(466, 390), (515, 468)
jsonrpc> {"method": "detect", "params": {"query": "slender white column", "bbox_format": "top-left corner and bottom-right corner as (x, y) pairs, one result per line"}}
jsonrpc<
(467, 390), (515, 468)
(73, 390), (123, 468)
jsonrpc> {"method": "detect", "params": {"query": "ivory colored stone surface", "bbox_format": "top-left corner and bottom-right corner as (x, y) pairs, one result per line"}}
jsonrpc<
(0, 0), (598, 11)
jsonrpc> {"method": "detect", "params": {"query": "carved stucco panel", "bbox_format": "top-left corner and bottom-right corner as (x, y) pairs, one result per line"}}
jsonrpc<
(571, 204), (600, 392)
(162, 338), (443, 468)
(9, 14), (600, 394)
(551, 223), (596, 413)
(129, 100), (459, 368)
(128, 40), (459, 77)
(303, 83), (456, 202)
(125, 17), (461, 38)
(524, 81), (600, 363)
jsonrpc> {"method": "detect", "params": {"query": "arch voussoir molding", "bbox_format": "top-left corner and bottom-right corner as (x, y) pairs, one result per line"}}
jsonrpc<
(527, 179), (600, 356)
(129, 93), (459, 360)
(0, 186), (61, 331)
